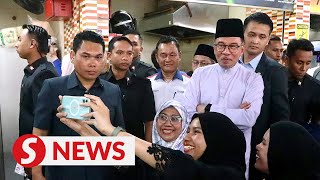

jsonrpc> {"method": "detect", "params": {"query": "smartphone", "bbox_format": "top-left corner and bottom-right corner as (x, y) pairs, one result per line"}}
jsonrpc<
(61, 96), (91, 120)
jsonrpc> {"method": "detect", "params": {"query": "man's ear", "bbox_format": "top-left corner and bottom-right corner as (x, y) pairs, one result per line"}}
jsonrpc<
(70, 51), (75, 64)
(265, 35), (271, 46)
(239, 46), (244, 54)
(139, 47), (143, 55)
(106, 52), (112, 63)
(30, 39), (36, 49)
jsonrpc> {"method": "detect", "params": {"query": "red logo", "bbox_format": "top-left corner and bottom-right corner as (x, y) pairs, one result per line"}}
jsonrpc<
(12, 134), (46, 168)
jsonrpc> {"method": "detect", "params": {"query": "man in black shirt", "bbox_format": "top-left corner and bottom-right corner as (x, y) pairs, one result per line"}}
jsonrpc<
(15, 24), (58, 180)
(100, 36), (155, 142)
(286, 39), (320, 142)
(16, 24), (58, 137)
(123, 30), (157, 78)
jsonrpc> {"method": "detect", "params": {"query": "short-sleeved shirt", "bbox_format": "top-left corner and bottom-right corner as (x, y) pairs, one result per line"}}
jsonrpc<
(19, 57), (57, 136)
(33, 71), (124, 180)
(100, 70), (156, 139)
(148, 70), (190, 112)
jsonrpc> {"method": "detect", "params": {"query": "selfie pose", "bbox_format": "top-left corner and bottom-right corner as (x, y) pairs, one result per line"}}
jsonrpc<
(57, 94), (247, 180)
(32, 31), (124, 180)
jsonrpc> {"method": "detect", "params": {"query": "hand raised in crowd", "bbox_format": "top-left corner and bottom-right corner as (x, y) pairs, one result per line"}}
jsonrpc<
(56, 95), (98, 136)
(56, 94), (115, 136)
(80, 94), (116, 135)
(196, 104), (206, 113)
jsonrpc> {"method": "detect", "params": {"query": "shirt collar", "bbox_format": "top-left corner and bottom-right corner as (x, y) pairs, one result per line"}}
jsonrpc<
(288, 69), (304, 85)
(218, 62), (240, 74)
(67, 71), (103, 89)
(239, 52), (263, 71)
(104, 69), (133, 82)
(23, 56), (47, 75)
(130, 56), (141, 71)
(155, 70), (184, 81)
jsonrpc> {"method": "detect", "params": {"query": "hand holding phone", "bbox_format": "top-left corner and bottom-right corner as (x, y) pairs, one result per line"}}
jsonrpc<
(61, 96), (91, 120)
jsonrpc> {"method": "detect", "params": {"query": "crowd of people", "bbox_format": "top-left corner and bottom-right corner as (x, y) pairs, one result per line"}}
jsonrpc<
(15, 10), (320, 180)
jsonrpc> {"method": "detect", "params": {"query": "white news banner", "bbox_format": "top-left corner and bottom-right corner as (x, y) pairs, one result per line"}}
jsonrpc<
(18, 136), (135, 166)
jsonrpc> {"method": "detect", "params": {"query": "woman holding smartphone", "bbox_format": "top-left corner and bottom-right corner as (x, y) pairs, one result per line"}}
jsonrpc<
(57, 94), (246, 180)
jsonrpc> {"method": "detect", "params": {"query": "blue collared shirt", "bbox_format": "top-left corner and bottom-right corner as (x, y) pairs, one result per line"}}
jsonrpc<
(154, 70), (185, 81)
(239, 52), (263, 71)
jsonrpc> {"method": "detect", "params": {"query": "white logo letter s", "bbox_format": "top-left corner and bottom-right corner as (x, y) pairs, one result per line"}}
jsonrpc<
(21, 138), (37, 164)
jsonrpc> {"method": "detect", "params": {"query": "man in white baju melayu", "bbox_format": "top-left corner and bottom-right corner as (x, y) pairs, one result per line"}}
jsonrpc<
(181, 19), (264, 180)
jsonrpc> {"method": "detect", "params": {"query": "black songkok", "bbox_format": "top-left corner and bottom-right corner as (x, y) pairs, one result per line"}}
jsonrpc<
(215, 18), (244, 39)
(194, 44), (215, 61)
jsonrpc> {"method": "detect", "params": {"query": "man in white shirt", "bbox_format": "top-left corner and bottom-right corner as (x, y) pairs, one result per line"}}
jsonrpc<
(182, 19), (264, 179)
(148, 36), (190, 112)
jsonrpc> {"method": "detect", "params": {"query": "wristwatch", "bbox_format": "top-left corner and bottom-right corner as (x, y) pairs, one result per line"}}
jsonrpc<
(111, 126), (125, 136)
(205, 104), (212, 112)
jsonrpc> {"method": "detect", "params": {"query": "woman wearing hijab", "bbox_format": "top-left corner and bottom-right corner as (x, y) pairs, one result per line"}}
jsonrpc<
(144, 100), (188, 180)
(176, 113), (246, 180)
(57, 94), (246, 180)
(255, 121), (320, 180)
(152, 100), (188, 151)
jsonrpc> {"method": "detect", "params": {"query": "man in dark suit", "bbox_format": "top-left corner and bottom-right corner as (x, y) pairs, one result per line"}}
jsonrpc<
(239, 12), (289, 180)
(32, 31), (124, 180)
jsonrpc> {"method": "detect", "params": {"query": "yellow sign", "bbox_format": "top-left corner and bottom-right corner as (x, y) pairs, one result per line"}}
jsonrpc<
(311, 0), (320, 14)
(296, 24), (309, 39)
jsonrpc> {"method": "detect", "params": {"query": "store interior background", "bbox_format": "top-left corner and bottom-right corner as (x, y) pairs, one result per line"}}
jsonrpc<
(0, 0), (319, 179)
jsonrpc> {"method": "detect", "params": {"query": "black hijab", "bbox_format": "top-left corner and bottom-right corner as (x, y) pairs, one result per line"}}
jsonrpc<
(193, 112), (246, 173)
(268, 121), (320, 180)
(159, 112), (246, 180)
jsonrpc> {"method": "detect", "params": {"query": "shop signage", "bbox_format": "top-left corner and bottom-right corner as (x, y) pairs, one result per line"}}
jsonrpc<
(296, 24), (309, 40)
(170, 0), (294, 11)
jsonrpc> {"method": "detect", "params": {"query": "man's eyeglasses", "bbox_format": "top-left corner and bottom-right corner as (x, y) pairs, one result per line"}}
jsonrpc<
(192, 61), (211, 67)
(214, 44), (241, 53)
(157, 113), (182, 125)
